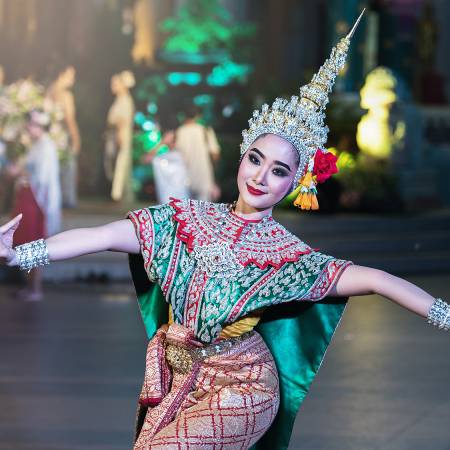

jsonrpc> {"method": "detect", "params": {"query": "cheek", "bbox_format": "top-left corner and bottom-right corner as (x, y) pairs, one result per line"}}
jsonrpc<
(268, 174), (294, 198)
(237, 157), (253, 185)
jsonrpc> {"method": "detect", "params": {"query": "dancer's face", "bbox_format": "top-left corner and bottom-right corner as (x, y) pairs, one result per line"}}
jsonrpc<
(237, 134), (299, 210)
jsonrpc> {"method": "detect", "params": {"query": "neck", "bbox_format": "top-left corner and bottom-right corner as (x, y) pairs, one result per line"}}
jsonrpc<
(234, 194), (273, 220)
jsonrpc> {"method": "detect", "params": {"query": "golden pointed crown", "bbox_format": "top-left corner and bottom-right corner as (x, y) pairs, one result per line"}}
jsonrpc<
(240, 10), (365, 187)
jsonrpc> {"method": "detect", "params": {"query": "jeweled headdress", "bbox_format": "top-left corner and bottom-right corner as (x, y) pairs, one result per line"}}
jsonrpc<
(240, 10), (365, 210)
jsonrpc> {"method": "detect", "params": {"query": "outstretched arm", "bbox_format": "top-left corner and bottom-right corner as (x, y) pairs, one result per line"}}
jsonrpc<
(328, 264), (435, 318)
(0, 215), (140, 267)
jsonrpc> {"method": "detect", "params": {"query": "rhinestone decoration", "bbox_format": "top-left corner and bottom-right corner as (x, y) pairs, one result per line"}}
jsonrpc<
(427, 298), (450, 331)
(15, 239), (50, 272)
(165, 332), (254, 374)
(171, 198), (312, 278)
(193, 241), (244, 279)
(165, 344), (193, 374)
(240, 34), (353, 189)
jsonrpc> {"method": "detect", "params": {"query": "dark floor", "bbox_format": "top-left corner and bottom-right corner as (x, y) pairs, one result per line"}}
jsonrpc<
(0, 274), (449, 450)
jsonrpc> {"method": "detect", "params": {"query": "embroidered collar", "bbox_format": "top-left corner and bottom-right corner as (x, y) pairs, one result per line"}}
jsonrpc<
(170, 198), (312, 270)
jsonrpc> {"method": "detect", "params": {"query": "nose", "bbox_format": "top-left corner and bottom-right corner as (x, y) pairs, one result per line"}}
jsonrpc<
(254, 164), (268, 185)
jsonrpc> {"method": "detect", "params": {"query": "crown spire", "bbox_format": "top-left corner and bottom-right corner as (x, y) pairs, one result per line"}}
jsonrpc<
(240, 10), (365, 190)
(347, 8), (365, 39)
(299, 8), (366, 113)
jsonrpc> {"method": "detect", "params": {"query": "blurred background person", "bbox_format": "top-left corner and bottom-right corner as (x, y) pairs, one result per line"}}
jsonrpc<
(175, 105), (221, 201)
(106, 70), (136, 204)
(0, 66), (6, 173)
(10, 109), (61, 301)
(47, 65), (80, 208)
(142, 126), (190, 203)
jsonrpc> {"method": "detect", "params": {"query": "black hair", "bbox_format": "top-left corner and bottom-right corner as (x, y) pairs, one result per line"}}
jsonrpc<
(184, 104), (201, 120)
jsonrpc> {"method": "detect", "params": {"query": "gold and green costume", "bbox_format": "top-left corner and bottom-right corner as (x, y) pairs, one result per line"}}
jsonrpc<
(128, 198), (351, 449)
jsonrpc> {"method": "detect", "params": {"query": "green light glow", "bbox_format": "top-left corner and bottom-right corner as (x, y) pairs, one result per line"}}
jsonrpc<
(193, 94), (214, 105)
(142, 120), (154, 131)
(167, 72), (202, 86)
(147, 130), (161, 144)
(160, 0), (256, 58)
(147, 102), (158, 114)
(207, 61), (252, 86)
(134, 112), (146, 126)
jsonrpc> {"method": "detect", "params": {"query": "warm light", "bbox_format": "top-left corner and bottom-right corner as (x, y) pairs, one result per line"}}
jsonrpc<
(357, 67), (398, 159)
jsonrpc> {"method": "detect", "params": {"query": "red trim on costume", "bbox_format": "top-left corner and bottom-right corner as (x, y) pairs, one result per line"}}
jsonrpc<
(184, 267), (208, 329)
(169, 197), (313, 270)
(128, 208), (155, 275)
(306, 260), (353, 300)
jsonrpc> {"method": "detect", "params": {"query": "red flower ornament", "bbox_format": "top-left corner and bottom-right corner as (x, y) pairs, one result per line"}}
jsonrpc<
(313, 149), (338, 183)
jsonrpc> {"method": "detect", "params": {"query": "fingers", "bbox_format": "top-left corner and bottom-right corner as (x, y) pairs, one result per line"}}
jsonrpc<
(0, 214), (22, 234)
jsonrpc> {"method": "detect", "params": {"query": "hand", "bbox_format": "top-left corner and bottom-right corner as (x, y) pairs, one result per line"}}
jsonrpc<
(0, 214), (22, 266)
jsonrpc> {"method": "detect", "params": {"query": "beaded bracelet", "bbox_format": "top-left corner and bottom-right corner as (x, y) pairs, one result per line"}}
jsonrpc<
(14, 239), (50, 272)
(427, 298), (450, 331)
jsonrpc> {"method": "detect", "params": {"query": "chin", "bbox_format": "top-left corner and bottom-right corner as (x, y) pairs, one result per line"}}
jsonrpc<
(241, 191), (277, 210)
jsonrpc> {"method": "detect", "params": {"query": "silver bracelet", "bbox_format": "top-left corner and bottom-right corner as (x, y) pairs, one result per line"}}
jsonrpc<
(14, 239), (50, 272)
(427, 298), (450, 331)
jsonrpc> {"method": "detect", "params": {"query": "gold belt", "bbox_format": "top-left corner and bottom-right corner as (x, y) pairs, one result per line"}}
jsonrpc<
(165, 331), (254, 374)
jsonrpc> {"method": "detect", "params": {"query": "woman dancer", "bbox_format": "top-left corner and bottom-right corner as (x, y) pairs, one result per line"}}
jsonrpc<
(47, 65), (80, 208)
(107, 70), (136, 203)
(0, 13), (448, 449)
(10, 109), (61, 301)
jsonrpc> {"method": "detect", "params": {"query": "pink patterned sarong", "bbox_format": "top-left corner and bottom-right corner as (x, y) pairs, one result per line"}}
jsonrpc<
(134, 323), (280, 449)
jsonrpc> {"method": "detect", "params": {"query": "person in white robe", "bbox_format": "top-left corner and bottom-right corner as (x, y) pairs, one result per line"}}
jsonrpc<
(175, 106), (221, 201)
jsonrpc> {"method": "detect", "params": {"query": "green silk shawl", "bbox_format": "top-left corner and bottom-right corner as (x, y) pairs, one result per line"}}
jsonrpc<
(129, 253), (348, 450)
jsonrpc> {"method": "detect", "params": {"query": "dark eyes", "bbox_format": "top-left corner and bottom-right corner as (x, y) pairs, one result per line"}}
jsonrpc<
(272, 168), (288, 177)
(248, 152), (288, 177)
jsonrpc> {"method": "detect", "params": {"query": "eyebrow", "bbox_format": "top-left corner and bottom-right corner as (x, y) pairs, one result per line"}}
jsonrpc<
(250, 147), (292, 172)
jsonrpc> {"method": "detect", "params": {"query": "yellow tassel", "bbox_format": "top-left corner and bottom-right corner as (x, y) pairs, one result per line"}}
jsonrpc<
(301, 193), (312, 210)
(294, 172), (320, 211)
(293, 191), (303, 208)
(300, 172), (313, 188)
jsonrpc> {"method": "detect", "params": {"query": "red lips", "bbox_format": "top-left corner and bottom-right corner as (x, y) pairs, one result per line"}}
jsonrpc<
(246, 184), (266, 196)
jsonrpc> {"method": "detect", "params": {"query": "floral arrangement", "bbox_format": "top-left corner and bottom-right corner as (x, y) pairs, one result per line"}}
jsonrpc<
(294, 148), (339, 210)
(0, 78), (69, 158)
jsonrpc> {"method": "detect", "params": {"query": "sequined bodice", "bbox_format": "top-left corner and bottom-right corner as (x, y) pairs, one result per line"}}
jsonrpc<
(129, 199), (351, 343)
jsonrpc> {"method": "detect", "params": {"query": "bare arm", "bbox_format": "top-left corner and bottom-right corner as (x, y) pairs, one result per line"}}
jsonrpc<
(0, 216), (140, 267)
(46, 219), (140, 261)
(329, 264), (435, 318)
